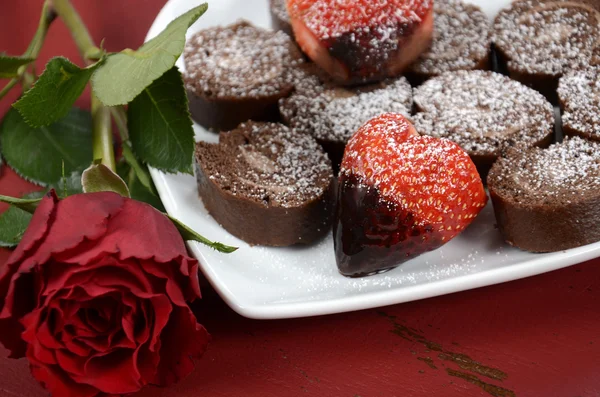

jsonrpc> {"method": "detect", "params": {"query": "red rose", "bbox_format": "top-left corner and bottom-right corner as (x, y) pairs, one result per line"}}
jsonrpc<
(0, 191), (210, 397)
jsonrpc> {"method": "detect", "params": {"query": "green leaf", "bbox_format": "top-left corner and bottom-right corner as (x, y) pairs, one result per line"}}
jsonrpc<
(117, 160), (165, 211)
(0, 107), (93, 186)
(130, 173), (166, 212)
(91, 4), (208, 106)
(13, 57), (100, 127)
(52, 171), (83, 197)
(167, 214), (238, 253)
(127, 67), (194, 174)
(0, 55), (35, 78)
(0, 194), (42, 213)
(0, 192), (45, 248)
(82, 162), (130, 197)
(0, 206), (32, 247)
(122, 142), (156, 194)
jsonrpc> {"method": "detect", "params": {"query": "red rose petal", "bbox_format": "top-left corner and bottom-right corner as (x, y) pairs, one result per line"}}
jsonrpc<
(55, 349), (86, 377)
(63, 332), (96, 357)
(44, 258), (157, 298)
(80, 349), (142, 394)
(55, 198), (190, 266)
(35, 318), (64, 350)
(2, 191), (58, 270)
(147, 295), (172, 352)
(134, 344), (160, 387)
(121, 309), (136, 343)
(0, 194), (57, 358)
(153, 305), (210, 386)
(143, 258), (201, 303)
(29, 361), (99, 397)
(21, 315), (58, 366)
(18, 192), (125, 269)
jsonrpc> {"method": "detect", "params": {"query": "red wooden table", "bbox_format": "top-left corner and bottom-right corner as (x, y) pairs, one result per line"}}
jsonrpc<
(1, 2), (599, 396)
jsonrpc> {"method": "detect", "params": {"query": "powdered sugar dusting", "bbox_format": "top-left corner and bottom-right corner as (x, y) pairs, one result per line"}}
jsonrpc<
(184, 21), (303, 98)
(287, 0), (433, 40)
(197, 122), (332, 208)
(270, 0), (291, 25)
(281, 71), (413, 144)
(413, 70), (554, 156)
(558, 67), (600, 140)
(492, 0), (600, 76)
(410, 0), (491, 75)
(490, 136), (600, 200)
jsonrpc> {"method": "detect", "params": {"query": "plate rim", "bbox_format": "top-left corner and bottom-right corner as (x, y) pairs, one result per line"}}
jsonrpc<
(146, 0), (600, 320)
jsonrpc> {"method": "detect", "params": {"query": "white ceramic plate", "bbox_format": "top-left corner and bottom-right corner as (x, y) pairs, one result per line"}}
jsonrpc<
(147, 0), (600, 319)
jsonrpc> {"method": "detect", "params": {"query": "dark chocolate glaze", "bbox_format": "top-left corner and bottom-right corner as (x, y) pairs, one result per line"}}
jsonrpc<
(334, 173), (440, 277)
(325, 21), (419, 85)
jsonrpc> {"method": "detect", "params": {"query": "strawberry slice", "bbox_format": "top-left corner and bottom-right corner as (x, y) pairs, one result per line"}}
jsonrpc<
(287, 0), (434, 84)
(335, 113), (487, 277)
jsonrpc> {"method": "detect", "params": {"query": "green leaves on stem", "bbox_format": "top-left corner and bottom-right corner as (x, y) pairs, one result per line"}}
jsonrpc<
(0, 194), (42, 213)
(0, 2), (237, 254)
(14, 57), (102, 127)
(0, 107), (92, 186)
(91, 3), (208, 106)
(128, 67), (195, 174)
(0, 192), (44, 248)
(168, 215), (238, 253)
(0, 206), (33, 248)
(0, 1), (56, 101)
(0, 55), (35, 78)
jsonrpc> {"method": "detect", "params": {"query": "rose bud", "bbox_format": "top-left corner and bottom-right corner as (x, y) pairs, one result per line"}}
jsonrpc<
(0, 191), (210, 396)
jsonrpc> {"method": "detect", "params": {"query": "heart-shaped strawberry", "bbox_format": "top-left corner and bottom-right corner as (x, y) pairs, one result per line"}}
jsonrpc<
(286, 0), (434, 84)
(334, 113), (487, 277)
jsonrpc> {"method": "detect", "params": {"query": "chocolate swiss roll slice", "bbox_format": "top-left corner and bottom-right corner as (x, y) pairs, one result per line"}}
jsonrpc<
(408, 0), (491, 85)
(195, 121), (335, 246)
(280, 67), (413, 170)
(488, 137), (600, 253)
(183, 21), (304, 132)
(412, 70), (555, 180)
(492, 0), (600, 101)
(269, 0), (293, 37)
(558, 67), (600, 142)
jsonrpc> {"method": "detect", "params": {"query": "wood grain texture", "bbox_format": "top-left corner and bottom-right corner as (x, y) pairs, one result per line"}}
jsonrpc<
(1, 1), (600, 396)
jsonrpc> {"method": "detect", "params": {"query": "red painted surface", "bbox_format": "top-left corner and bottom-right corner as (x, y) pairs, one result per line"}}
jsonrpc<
(1, 1), (599, 396)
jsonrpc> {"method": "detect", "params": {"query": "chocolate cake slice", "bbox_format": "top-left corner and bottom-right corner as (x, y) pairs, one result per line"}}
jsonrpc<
(408, 0), (491, 84)
(492, 0), (600, 101)
(269, 0), (293, 36)
(413, 70), (555, 179)
(195, 121), (335, 246)
(487, 137), (600, 252)
(280, 67), (413, 170)
(558, 67), (600, 142)
(183, 21), (304, 132)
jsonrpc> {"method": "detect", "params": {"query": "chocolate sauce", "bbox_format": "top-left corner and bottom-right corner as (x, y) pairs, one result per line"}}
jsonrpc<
(334, 173), (439, 277)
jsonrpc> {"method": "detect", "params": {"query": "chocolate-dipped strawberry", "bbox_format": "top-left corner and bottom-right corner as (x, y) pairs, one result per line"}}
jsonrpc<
(334, 113), (487, 277)
(286, 0), (434, 85)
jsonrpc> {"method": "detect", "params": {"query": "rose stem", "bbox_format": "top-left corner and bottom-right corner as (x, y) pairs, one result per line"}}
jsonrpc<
(51, 0), (116, 172)
(110, 106), (129, 141)
(0, 0), (56, 100)
(91, 95), (116, 171)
